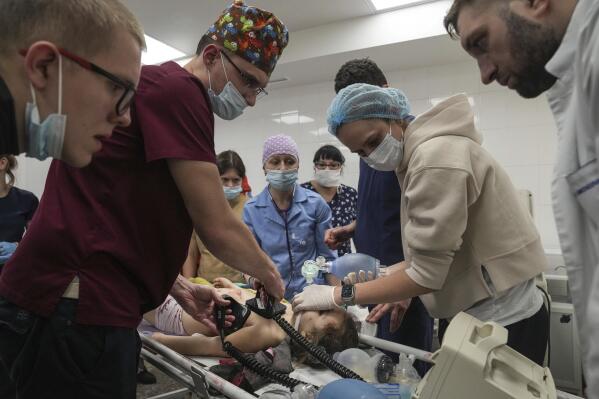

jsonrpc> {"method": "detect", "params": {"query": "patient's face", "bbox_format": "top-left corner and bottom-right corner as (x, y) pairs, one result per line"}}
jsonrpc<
(298, 309), (346, 336)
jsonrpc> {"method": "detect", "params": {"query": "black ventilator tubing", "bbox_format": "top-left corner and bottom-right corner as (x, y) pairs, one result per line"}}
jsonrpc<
(222, 341), (305, 389)
(273, 314), (365, 381)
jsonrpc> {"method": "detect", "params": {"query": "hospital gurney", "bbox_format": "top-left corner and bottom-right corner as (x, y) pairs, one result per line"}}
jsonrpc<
(140, 311), (585, 399)
(139, 308), (344, 397)
(140, 332), (343, 399)
(141, 334), (253, 399)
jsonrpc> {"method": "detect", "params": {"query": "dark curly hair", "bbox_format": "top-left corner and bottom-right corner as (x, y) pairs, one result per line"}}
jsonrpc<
(334, 58), (388, 93)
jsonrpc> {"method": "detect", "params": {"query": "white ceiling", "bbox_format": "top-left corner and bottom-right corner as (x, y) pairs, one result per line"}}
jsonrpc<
(270, 36), (469, 88)
(122, 0), (471, 89)
(123, 0), (376, 55)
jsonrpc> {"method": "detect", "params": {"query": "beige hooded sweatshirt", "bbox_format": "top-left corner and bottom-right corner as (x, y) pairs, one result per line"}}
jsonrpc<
(396, 94), (547, 319)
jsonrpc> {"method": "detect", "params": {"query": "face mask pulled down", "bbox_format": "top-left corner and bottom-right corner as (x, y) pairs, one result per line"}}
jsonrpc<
(207, 53), (248, 120)
(362, 125), (404, 172)
(25, 54), (66, 161)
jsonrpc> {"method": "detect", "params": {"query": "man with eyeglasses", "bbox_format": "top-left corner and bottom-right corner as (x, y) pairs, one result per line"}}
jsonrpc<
(0, 1), (145, 397)
(0, 1), (289, 398)
(0, 0), (143, 167)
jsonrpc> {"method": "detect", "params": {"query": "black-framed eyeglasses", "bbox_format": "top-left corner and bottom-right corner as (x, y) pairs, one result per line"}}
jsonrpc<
(220, 51), (268, 100)
(315, 161), (342, 170)
(20, 47), (136, 116)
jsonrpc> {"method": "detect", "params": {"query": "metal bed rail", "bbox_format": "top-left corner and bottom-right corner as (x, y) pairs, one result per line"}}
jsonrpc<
(141, 332), (584, 399)
(141, 335), (257, 399)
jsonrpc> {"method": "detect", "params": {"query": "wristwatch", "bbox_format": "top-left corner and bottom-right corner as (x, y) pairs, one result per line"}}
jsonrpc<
(341, 282), (356, 306)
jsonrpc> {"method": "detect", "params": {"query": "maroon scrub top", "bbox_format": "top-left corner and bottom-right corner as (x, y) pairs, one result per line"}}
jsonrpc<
(0, 62), (216, 328)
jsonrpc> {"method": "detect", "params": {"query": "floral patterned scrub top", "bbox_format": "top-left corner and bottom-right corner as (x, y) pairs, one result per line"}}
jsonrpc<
(301, 182), (358, 256)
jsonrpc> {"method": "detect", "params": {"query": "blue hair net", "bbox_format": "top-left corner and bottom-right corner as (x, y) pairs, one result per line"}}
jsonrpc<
(327, 83), (411, 136)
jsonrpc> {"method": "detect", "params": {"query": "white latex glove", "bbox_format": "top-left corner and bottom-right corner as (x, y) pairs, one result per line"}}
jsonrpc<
(343, 270), (375, 285)
(292, 285), (342, 311)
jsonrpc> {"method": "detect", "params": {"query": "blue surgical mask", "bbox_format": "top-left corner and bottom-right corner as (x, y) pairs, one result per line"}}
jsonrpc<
(223, 185), (242, 200)
(207, 53), (248, 120)
(25, 54), (66, 161)
(266, 169), (298, 191)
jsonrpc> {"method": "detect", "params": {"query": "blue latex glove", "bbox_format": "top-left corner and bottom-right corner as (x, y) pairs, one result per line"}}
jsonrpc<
(0, 242), (17, 263)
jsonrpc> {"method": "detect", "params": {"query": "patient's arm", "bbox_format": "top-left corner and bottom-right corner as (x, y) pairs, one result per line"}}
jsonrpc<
(222, 322), (286, 354)
(153, 321), (285, 356)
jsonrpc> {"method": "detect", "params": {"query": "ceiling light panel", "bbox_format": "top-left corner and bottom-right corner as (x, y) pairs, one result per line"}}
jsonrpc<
(142, 35), (186, 65)
(370, 0), (435, 11)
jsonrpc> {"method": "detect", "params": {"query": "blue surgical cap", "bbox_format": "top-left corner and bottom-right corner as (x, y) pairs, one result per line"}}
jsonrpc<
(327, 83), (411, 136)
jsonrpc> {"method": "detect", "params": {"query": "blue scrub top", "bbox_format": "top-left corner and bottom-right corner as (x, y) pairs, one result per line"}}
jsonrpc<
(354, 160), (404, 265)
(243, 185), (337, 300)
(0, 186), (39, 243)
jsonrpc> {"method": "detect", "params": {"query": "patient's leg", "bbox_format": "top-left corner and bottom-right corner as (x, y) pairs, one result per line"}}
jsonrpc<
(147, 294), (239, 338)
(180, 309), (218, 337)
(213, 277), (278, 305)
(143, 309), (157, 325)
(152, 332), (226, 357)
(148, 295), (213, 336)
(212, 277), (238, 289)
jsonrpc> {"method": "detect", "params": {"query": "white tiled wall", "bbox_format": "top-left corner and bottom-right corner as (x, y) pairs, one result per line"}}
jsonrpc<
(13, 61), (560, 252)
(214, 61), (561, 252)
(12, 156), (51, 200)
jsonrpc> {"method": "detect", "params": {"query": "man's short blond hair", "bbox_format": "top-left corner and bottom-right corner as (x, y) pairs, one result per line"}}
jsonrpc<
(0, 0), (146, 56)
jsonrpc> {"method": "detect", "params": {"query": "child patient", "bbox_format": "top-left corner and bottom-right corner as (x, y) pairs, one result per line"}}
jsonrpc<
(144, 277), (358, 359)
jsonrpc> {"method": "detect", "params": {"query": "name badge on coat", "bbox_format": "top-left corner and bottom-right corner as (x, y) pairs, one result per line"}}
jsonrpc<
(291, 232), (306, 246)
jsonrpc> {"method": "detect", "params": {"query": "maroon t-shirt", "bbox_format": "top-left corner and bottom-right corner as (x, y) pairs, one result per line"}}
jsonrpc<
(0, 62), (216, 328)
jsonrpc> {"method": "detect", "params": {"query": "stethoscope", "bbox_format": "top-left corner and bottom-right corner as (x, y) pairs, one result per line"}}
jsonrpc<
(267, 186), (297, 296)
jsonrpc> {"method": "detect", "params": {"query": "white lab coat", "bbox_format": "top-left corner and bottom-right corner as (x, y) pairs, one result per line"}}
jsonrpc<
(545, 0), (599, 397)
